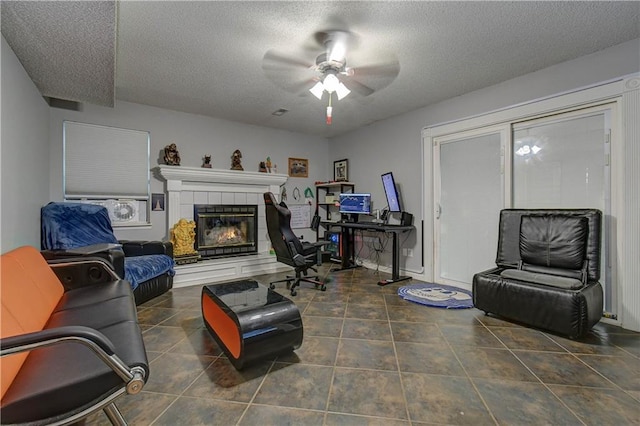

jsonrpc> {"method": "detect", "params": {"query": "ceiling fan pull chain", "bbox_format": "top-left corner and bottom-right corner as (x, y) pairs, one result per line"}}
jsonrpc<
(326, 93), (333, 125)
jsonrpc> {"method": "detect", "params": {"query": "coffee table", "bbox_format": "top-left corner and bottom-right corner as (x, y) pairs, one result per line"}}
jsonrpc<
(201, 279), (303, 369)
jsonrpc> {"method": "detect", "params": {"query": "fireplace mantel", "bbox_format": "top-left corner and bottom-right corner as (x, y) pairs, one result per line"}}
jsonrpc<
(154, 166), (288, 234)
(154, 166), (288, 187)
(153, 166), (289, 287)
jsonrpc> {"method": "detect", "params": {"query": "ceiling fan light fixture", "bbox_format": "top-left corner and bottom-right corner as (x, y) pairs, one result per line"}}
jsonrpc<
(309, 81), (324, 99)
(322, 73), (340, 93)
(336, 82), (351, 100)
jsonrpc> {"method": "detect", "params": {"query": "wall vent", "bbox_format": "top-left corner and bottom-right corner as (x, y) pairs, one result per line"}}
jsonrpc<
(45, 97), (82, 111)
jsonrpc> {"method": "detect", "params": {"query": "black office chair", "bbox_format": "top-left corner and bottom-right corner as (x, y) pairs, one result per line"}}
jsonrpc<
(263, 192), (327, 296)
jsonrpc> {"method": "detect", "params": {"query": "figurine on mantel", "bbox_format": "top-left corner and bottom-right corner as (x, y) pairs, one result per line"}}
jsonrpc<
(231, 149), (244, 170)
(259, 161), (267, 172)
(202, 155), (212, 168)
(266, 157), (272, 173)
(163, 143), (181, 166)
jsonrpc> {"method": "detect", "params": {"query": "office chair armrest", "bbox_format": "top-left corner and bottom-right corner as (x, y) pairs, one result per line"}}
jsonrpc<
(0, 326), (146, 391)
(300, 241), (328, 250)
(286, 241), (308, 267)
(1, 326), (116, 355)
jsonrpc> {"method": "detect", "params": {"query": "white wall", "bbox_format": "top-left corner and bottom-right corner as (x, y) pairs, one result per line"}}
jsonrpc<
(48, 101), (329, 241)
(4, 34), (638, 261)
(1, 36), (51, 252)
(330, 38), (640, 277)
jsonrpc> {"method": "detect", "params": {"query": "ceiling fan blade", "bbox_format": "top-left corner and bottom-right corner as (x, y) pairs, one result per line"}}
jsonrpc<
(288, 78), (319, 94)
(352, 60), (400, 78)
(262, 49), (314, 70)
(340, 76), (375, 97)
(265, 74), (318, 94)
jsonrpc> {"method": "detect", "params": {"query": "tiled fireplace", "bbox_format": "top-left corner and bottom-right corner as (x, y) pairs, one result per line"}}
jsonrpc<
(194, 204), (258, 259)
(154, 166), (288, 287)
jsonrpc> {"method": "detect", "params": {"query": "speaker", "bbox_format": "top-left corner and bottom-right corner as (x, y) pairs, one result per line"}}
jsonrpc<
(400, 212), (413, 226)
(311, 214), (321, 230)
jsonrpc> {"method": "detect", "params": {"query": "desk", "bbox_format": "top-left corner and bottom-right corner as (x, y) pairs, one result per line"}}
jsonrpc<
(333, 222), (414, 286)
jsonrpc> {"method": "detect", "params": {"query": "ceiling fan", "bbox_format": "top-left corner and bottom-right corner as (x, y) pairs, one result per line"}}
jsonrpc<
(262, 29), (400, 124)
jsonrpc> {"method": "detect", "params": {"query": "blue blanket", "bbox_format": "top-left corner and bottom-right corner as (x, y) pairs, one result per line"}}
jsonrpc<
(42, 202), (175, 291)
(41, 202), (119, 249)
(124, 255), (175, 290)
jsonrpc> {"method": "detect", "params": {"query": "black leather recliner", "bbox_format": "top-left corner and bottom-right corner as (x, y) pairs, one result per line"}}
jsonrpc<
(263, 192), (327, 296)
(40, 202), (174, 305)
(473, 209), (603, 338)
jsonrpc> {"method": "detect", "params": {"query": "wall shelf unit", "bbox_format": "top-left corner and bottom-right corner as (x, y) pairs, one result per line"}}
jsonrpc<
(315, 182), (355, 259)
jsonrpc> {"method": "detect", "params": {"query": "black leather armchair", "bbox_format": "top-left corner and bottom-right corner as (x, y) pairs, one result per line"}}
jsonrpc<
(263, 192), (327, 296)
(40, 202), (174, 305)
(473, 209), (603, 338)
(1, 246), (148, 425)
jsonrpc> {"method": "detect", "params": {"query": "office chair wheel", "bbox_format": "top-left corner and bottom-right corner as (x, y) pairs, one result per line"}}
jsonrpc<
(269, 283), (275, 290)
(320, 284), (327, 291)
(290, 289), (297, 297)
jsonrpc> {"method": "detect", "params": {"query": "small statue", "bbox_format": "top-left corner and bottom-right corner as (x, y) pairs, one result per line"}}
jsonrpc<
(259, 161), (267, 172)
(202, 155), (212, 168)
(170, 218), (197, 257)
(231, 149), (243, 171)
(163, 143), (181, 166)
(266, 156), (272, 173)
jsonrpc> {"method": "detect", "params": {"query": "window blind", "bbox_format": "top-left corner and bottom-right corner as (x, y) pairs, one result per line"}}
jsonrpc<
(63, 121), (150, 199)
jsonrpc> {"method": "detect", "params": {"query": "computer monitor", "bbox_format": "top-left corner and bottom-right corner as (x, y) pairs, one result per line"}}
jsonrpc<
(381, 172), (402, 212)
(339, 193), (372, 215)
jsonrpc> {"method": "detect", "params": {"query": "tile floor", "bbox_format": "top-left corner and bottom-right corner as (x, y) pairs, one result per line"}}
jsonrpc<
(87, 265), (639, 425)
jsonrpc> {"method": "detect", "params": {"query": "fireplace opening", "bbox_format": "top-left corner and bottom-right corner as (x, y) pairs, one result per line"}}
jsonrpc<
(194, 204), (258, 259)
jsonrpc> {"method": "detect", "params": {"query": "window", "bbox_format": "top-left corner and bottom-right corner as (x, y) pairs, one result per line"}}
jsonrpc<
(63, 121), (150, 226)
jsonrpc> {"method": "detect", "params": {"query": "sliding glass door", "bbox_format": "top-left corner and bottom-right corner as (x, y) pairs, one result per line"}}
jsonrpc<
(512, 106), (612, 311)
(432, 104), (614, 313)
(433, 127), (507, 287)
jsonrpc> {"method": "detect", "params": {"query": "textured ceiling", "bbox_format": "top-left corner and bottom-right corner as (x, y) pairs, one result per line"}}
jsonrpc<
(1, 1), (116, 106)
(2, 1), (639, 137)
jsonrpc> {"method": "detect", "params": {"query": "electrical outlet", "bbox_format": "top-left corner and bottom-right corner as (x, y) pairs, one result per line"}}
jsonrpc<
(406, 248), (414, 257)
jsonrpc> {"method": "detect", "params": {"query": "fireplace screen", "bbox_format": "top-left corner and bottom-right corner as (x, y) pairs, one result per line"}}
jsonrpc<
(194, 204), (258, 259)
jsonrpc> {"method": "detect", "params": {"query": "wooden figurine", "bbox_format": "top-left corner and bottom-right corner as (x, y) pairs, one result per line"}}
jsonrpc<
(231, 149), (244, 170)
(163, 143), (181, 165)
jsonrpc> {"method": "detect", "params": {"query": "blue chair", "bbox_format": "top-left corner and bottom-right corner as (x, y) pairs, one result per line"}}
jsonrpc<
(41, 202), (175, 304)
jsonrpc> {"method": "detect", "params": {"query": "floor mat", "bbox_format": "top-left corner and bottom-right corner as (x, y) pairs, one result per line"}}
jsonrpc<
(398, 283), (473, 309)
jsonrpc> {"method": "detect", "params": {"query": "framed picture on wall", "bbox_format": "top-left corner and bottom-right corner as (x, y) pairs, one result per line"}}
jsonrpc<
(334, 159), (348, 181)
(288, 157), (308, 177)
(151, 193), (165, 211)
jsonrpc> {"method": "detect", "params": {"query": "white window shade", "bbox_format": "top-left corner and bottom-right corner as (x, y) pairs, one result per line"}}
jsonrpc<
(64, 121), (150, 199)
